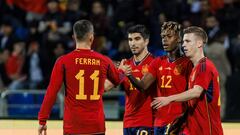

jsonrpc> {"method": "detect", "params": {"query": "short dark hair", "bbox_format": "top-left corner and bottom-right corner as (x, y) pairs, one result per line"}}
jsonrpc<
(73, 20), (94, 41)
(127, 25), (150, 39)
(183, 26), (208, 44)
(161, 21), (182, 38)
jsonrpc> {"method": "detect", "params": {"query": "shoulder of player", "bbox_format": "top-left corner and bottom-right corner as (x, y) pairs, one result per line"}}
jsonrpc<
(55, 54), (67, 64)
(197, 57), (216, 73)
(152, 55), (167, 62)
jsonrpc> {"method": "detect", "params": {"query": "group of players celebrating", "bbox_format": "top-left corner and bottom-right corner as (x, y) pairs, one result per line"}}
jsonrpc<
(38, 20), (223, 135)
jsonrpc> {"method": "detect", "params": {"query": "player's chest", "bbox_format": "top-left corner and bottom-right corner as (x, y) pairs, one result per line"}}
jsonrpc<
(156, 63), (187, 88)
(130, 63), (149, 78)
(156, 62), (186, 77)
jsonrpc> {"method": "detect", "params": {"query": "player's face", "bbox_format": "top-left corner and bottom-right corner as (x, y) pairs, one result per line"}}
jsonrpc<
(128, 33), (148, 55)
(182, 33), (198, 58)
(161, 30), (180, 52)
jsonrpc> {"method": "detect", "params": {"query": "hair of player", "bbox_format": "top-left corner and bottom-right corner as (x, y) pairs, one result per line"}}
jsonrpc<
(161, 21), (182, 39)
(127, 24), (150, 40)
(183, 26), (208, 44)
(73, 20), (94, 41)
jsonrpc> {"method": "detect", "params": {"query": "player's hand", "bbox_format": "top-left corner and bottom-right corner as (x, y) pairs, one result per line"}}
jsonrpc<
(118, 59), (127, 70)
(122, 65), (132, 76)
(151, 97), (171, 109)
(38, 124), (47, 135)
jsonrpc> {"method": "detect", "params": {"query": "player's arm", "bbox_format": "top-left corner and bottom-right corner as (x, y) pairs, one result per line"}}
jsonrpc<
(106, 58), (126, 86)
(126, 69), (155, 92)
(151, 85), (204, 109)
(104, 79), (115, 92)
(38, 57), (64, 132)
(169, 85), (203, 102)
(104, 59), (126, 92)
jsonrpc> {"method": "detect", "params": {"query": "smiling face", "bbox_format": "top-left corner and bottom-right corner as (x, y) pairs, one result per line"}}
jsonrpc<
(128, 33), (148, 56)
(161, 30), (180, 52)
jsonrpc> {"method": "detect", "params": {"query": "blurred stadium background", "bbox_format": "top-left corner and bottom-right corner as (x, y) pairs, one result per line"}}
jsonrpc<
(0, 0), (240, 134)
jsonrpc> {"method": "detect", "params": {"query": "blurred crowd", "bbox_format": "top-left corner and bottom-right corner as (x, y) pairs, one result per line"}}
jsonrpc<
(0, 0), (240, 118)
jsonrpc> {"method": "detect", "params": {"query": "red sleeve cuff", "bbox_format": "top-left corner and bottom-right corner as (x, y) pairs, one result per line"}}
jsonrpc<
(39, 120), (47, 125)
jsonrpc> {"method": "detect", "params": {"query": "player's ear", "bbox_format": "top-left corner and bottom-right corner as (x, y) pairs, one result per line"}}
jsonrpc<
(144, 38), (149, 46)
(197, 40), (203, 48)
(89, 33), (94, 42)
(72, 35), (76, 42)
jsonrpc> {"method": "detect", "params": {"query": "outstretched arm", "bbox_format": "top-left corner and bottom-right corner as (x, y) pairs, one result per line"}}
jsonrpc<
(151, 85), (204, 109)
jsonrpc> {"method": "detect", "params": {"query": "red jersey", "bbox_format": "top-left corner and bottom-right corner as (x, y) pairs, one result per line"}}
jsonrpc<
(5, 54), (24, 76)
(148, 56), (193, 126)
(187, 57), (223, 135)
(123, 53), (155, 128)
(38, 49), (124, 134)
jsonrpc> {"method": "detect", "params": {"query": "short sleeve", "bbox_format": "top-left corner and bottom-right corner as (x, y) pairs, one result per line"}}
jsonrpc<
(194, 65), (212, 90)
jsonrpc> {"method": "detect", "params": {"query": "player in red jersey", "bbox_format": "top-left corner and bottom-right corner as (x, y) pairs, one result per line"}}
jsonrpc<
(152, 26), (223, 135)
(105, 25), (155, 135)
(38, 20), (124, 135)
(122, 21), (193, 135)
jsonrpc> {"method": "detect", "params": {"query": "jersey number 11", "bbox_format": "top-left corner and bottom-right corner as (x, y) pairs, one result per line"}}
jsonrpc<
(75, 70), (100, 100)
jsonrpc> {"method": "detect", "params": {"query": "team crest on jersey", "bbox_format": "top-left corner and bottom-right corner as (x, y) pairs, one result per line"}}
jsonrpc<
(174, 65), (183, 75)
(141, 64), (149, 74)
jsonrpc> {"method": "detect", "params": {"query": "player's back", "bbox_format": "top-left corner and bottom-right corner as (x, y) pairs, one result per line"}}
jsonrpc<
(60, 49), (120, 134)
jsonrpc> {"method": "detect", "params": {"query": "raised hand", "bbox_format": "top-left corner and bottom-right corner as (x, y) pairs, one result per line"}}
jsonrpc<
(123, 65), (132, 76)
(118, 59), (132, 76)
(151, 97), (171, 109)
(118, 59), (127, 70)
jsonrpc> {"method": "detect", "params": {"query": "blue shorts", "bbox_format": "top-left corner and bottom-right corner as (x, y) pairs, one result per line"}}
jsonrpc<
(124, 127), (153, 135)
(154, 124), (171, 135)
(154, 124), (187, 135)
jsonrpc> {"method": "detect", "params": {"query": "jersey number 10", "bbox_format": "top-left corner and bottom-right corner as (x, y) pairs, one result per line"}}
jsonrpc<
(75, 70), (100, 100)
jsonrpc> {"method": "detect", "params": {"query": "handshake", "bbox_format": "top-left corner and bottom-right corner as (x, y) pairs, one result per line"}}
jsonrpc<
(116, 59), (132, 76)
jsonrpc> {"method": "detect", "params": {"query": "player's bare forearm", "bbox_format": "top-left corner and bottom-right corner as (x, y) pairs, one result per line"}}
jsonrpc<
(151, 85), (204, 109)
(170, 85), (204, 102)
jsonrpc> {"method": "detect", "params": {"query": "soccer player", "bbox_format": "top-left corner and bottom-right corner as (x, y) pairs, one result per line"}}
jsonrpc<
(123, 21), (193, 135)
(151, 26), (223, 135)
(105, 24), (155, 135)
(38, 20), (124, 135)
